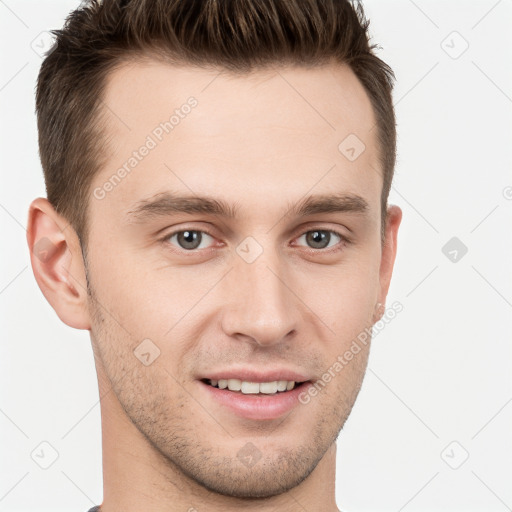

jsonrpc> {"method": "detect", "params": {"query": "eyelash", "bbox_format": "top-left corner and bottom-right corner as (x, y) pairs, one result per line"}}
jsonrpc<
(159, 227), (350, 255)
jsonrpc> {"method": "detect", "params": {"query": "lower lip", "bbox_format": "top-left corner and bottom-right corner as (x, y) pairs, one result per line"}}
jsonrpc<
(199, 380), (311, 420)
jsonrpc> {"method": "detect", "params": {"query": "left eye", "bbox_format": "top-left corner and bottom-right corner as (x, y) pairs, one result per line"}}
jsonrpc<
(164, 229), (342, 252)
(295, 230), (342, 250)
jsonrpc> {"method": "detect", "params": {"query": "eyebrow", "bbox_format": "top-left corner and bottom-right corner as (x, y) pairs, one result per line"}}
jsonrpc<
(125, 191), (369, 223)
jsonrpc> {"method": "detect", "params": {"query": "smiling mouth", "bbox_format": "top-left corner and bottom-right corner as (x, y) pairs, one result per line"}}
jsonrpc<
(201, 378), (308, 395)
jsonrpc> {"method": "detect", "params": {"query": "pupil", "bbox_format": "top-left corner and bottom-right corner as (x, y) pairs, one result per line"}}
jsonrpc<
(179, 230), (201, 250)
(307, 230), (329, 249)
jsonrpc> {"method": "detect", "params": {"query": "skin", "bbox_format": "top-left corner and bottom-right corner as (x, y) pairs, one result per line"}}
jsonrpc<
(27, 59), (401, 512)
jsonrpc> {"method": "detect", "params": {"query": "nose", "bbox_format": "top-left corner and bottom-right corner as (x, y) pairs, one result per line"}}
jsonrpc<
(220, 248), (299, 347)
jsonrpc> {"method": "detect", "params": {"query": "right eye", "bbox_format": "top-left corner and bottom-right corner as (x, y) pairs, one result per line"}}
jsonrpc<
(163, 229), (216, 251)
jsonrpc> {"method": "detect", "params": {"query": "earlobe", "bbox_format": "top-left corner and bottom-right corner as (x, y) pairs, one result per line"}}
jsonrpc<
(26, 197), (91, 330)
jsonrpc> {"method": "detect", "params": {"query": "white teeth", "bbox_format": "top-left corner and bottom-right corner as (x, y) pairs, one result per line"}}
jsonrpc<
(259, 381), (278, 394)
(208, 379), (298, 394)
(227, 378), (242, 391)
(277, 380), (287, 392)
(241, 381), (260, 394)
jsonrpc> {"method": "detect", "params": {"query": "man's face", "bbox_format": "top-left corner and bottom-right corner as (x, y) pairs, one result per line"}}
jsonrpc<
(85, 59), (391, 498)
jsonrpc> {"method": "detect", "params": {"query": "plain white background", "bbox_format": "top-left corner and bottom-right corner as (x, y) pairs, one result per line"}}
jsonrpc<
(1, 1), (511, 511)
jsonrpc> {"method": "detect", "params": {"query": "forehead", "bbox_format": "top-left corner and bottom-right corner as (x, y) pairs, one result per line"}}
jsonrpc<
(92, 58), (381, 223)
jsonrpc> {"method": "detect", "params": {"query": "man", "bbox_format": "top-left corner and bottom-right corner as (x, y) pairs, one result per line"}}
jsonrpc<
(27, 0), (401, 510)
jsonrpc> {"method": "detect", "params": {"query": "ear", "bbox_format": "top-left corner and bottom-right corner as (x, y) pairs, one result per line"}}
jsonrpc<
(374, 204), (402, 322)
(26, 197), (91, 330)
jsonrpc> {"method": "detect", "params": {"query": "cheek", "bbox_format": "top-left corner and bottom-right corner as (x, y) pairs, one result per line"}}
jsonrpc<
(90, 257), (214, 379)
(89, 250), (187, 330)
(301, 258), (380, 333)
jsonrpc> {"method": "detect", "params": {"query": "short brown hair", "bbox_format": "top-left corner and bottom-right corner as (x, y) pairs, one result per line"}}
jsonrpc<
(36, 0), (396, 247)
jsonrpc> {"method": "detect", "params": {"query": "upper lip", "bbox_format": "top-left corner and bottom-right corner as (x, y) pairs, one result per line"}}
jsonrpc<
(199, 368), (312, 383)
